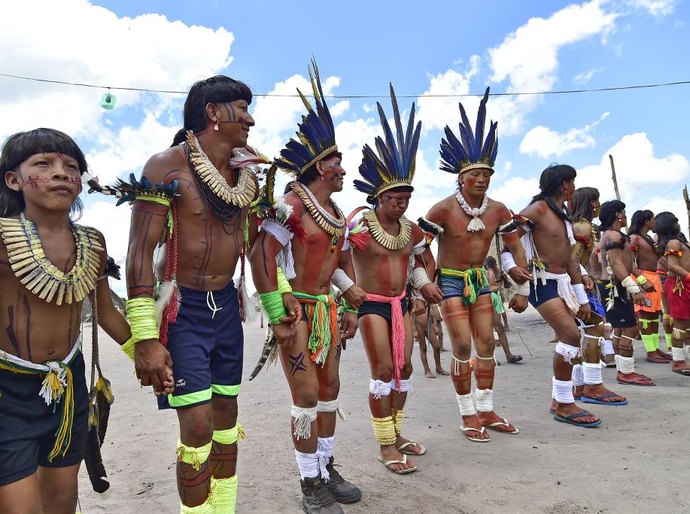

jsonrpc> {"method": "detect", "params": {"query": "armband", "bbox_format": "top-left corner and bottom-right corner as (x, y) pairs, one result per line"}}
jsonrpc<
(126, 297), (159, 344)
(417, 217), (443, 238)
(339, 297), (358, 314)
(665, 249), (683, 257)
(635, 274), (648, 286)
(258, 290), (288, 325)
(277, 267), (293, 294)
(621, 276), (642, 295)
(332, 268), (355, 292)
(501, 251), (517, 273)
(572, 283), (588, 305)
(120, 336), (136, 362)
(515, 281), (530, 296)
(411, 267), (432, 290)
(498, 219), (519, 234)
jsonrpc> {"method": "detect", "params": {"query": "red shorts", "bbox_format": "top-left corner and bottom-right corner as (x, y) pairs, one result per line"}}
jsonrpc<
(663, 275), (690, 320)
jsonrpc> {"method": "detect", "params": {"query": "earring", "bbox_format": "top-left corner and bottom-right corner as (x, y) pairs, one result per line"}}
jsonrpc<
(213, 121), (219, 131)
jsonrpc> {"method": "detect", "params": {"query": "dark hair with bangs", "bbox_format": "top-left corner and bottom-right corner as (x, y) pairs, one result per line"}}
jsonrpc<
(570, 187), (599, 222)
(171, 75), (253, 146)
(0, 128), (87, 217)
(628, 210), (654, 236)
(530, 164), (577, 204)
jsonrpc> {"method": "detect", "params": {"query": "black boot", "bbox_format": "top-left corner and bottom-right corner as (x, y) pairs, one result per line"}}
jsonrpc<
(325, 456), (362, 504)
(300, 474), (343, 514)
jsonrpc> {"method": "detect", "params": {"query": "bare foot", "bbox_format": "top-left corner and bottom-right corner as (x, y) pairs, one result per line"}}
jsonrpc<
(424, 370), (436, 378)
(379, 445), (416, 473)
(671, 362), (690, 376)
(646, 351), (670, 363)
(655, 349), (673, 361)
(436, 368), (450, 376)
(461, 414), (490, 441)
(582, 384), (627, 403)
(617, 371), (655, 386)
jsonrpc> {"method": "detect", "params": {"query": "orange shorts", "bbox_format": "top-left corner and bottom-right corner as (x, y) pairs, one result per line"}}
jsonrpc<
(634, 269), (662, 313)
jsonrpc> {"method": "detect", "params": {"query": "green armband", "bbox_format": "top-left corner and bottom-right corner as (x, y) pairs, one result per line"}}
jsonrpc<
(258, 290), (288, 324)
(636, 275), (648, 285)
(126, 297), (159, 344)
(339, 297), (358, 314)
(121, 336), (136, 362)
(277, 267), (293, 295)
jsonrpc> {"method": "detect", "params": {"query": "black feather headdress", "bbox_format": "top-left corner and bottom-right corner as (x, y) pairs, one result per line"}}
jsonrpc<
(354, 84), (422, 204)
(275, 58), (338, 176)
(440, 87), (498, 175)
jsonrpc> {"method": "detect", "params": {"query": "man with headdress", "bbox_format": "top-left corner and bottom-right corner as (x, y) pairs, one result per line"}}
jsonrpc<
(346, 86), (442, 473)
(598, 200), (655, 386)
(420, 88), (530, 443)
(118, 75), (263, 513)
(250, 60), (364, 514)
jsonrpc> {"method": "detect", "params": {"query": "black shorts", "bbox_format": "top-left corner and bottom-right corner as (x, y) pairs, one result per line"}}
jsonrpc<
(357, 296), (410, 322)
(0, 352), (88, 486)
(607, 283), (637, 328)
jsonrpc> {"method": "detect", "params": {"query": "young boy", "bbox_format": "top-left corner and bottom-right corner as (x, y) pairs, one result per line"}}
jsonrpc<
(0, 128), (132, 514)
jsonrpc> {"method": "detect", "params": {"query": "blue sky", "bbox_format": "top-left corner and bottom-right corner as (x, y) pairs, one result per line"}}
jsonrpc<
(1, 0), (688, 293)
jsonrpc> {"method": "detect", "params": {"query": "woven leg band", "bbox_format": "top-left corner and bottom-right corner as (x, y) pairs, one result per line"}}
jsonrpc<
(371, 416), (397, 445)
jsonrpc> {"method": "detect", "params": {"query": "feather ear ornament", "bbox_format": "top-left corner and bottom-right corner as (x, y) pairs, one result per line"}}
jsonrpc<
(439, 87), (498, 176)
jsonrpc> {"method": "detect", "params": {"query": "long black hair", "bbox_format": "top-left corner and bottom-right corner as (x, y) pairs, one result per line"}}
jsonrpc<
(570, 187), (599, 222)
(628, 210), (654, 236)
(599, 200), (626, 231)
(0, 128), (86, 217)
(655, 211), (683, 254)
(530, 164), (576, 204)
(170, 75), (253, 146)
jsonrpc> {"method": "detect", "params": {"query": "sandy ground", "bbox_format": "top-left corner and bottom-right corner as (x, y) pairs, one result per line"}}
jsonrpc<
(77, 305), (690, 514)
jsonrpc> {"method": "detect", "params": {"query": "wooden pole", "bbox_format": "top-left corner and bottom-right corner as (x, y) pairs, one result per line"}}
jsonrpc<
(683, 184), (690, 234)
(609, 154), (621, 201)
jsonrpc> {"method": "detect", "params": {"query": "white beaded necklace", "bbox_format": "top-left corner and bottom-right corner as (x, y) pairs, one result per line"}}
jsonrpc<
(455, 188), (488, 232)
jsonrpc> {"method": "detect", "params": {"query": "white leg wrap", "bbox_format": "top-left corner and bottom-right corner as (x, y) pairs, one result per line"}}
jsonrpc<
(317, 435), (335, 459)
(571, 364), (584, 387)
(291, 405), (318, 440)
(583, 362), (603, 385)
(318, 399), (345, 420)
(475, 388), (494, 413)
(295, 450), (329, 481)
(602, 339), (615, 355)
(369, 379), (392, 400)
(672, 347), (686, 362)
(555, 342), (581, 363)
(685, 344), (690, 360)
(553, 378), (575, 404)
(616, 355), (635, 374)
(391, 378), (413, 393)
(456, 393), (476, 416)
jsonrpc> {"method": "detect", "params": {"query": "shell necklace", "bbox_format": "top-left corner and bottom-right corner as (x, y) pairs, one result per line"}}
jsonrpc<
(455, 188), (488, 232)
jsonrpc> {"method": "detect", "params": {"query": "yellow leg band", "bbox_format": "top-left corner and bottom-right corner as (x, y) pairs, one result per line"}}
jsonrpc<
(212, 423), (246, 445)
(180, 492), (214, 514)
(392, 409), (404, 436)
(371, 416), (396, 446)
(211, 475), (238, 514)
(177, 440), (212, 471)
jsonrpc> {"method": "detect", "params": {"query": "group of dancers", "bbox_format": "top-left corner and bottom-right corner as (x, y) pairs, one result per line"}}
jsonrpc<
(1, 59), (689, 514)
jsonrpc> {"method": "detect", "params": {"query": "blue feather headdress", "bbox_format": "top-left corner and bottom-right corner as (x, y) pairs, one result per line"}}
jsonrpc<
(354, 84), (422, 204)
(275, 58), (338, 176)
(440, 87), (498, 175)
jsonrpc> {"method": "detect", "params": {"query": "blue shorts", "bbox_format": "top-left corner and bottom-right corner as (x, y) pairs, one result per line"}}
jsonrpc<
(440, 274), (490, 304)
(0, 351), (88, 486)
(159, 282), (243, 410)
(528, 279), (560, 308)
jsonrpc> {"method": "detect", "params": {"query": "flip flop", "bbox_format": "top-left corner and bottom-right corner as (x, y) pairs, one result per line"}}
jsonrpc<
(646, 357), (670, 363)
(672, 368), (690, 376)
(397, 441), (426, 456)
(484, 417), (519, 434)
(378, 454), (417, 474)
(581, 392), (628, 406)
(553, 410), (602, 428)
(507, 355), (523, 364)
(617, 374), (656, 386)
(461, 425), (491, 443)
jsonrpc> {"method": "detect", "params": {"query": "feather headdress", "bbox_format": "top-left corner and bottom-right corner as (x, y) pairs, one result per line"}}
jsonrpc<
(275, 58), (338, 176)
(440, 87), (498, 175)
(354, 84), (422, 204)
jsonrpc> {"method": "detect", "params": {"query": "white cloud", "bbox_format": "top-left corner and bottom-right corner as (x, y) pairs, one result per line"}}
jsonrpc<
(519, 113), (609, 158)
(573, 68), (603, 84)
(576, 132), (690, 204)
(626, 0), (677, 17)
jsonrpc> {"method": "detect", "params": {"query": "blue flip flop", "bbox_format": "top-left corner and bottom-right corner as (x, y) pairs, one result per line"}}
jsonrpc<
(581, 392), (628, 406)
(553, 410), (602, 428)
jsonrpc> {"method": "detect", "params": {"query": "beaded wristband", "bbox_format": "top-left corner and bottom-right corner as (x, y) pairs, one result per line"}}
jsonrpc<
(258, 290), (287, 324)
(126, 297), (159, 344)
